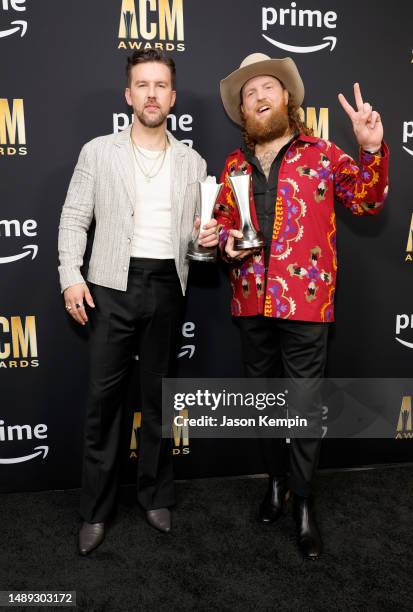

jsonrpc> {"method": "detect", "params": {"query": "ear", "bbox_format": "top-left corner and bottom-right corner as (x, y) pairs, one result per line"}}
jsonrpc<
(283, 89), (289, 106)
(170, 89), (177, 109)
(125, 87), (132, 106)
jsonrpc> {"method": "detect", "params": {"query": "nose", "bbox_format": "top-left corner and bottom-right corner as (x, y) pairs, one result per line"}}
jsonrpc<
(257, 88), (270, 102)
(147, 83), (157, 99)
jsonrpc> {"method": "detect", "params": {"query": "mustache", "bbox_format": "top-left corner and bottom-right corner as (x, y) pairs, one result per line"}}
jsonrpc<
(144, 99), (160, 108)
(254, 99), (273, 112)
(243, 106), (289, 144)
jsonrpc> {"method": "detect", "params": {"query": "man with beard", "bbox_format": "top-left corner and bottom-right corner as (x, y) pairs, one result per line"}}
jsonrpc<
(215, 53), (389, 559)
(58, 49), (218, 555)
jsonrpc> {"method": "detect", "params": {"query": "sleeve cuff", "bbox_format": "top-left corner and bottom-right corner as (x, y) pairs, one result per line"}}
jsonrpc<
(360, 141), (389, 162)
(58, 267), (86, 294)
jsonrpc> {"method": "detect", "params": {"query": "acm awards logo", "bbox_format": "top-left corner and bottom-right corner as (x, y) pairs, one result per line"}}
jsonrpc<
(0, 315), (39, 368)
(118, 0), (185, 52)
(0, 218), (38, 265)
(129, 409), (189, 459)
(0, 0), (27, 40)
(0, 98), (27, 156)
(261, 3), (338, 53)
(299, 107), (329, 140)
(395, 396), (413, 439)
(0, 419), (48, 465)
(405, 213), (413, 262)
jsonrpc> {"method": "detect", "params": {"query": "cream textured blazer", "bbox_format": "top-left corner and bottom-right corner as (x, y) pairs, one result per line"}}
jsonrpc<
(58, 125), (206, 295)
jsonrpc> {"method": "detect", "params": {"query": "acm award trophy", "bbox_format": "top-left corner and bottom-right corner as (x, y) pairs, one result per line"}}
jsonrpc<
(228, 171), (265, 250)
(187, 176), (223, 263)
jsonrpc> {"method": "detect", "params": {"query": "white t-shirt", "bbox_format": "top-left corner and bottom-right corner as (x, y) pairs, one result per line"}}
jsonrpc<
(130, 142), (174, 259)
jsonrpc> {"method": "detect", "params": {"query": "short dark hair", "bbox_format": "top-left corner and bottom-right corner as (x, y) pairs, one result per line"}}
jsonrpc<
(126, 50), (176, 88)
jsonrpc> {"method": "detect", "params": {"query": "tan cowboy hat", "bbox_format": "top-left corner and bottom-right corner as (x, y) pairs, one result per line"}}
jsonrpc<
(220, 52), (305, 126)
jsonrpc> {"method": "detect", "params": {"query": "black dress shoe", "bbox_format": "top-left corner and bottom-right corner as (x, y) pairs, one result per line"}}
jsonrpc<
(146, 508), (171, 533)
(293, 494), (322, 560)
(259, 477), (288, 524)
(78, 521), (105, 556)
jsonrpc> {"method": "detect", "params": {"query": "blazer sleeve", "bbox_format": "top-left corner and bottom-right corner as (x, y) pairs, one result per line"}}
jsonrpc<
(57, 142), (96, 293)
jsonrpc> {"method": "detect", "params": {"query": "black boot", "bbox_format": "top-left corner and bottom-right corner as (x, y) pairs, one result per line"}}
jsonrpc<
(293, 494), (322, 560)
(258, 477), (288, 524)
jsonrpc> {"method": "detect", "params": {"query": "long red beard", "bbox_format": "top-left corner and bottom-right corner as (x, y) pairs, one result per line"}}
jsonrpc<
(244, 104), (289, 144)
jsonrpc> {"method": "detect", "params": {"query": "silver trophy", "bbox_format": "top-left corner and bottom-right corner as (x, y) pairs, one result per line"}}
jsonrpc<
(228, 172), (265, 250)
(187, 176), (223, 263)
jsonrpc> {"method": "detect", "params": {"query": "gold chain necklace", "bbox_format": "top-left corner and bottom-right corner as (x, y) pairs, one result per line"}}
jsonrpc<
(130, 135), (168, 183)
(135, 144), (164, 161)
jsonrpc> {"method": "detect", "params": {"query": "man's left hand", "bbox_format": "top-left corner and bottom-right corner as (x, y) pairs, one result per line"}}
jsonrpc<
(338, 82), (383, 152)
(195, 217), (219, 247)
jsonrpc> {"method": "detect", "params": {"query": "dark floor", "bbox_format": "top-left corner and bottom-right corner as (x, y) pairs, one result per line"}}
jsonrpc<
(1, 465), (413, 611)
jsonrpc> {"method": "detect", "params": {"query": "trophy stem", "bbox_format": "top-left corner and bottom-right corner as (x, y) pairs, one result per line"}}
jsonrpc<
(228, 173), (265, 250)
(187, 180), (223, 264)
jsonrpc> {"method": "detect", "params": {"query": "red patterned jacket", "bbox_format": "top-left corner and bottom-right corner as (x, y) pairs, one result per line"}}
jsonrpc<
(215, 134), (389, 323)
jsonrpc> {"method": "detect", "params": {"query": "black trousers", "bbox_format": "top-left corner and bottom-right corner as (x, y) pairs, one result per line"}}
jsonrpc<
(233, 315), (329, 497)
(79, 258), (184, 523)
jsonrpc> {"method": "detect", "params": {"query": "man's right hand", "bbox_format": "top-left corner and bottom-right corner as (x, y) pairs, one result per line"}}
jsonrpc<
(63, 283), (95, 325)
(225, 229), (256, 261)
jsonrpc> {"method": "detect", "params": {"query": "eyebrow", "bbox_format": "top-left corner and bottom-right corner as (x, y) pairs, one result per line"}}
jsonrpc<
(245, 79), (275, 94)
(134, 79), (169, 85)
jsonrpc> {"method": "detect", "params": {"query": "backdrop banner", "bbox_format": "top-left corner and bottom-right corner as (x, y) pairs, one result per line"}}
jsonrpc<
(1, 0), (412, 492)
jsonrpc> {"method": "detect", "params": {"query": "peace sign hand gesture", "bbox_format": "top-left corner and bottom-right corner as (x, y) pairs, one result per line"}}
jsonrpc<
(338, 83), (383, 153)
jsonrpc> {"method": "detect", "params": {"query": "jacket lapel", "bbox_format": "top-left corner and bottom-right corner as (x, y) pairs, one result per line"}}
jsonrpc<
(114, 125), (135, 213)
(168, 130), (188, 239)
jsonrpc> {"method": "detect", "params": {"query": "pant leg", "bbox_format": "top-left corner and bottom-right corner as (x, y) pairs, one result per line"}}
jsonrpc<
(232, 315), (288, 477)
(79, 282), (139, 523)
(135, 260), (184, 510)
(277, 320), (329, 497)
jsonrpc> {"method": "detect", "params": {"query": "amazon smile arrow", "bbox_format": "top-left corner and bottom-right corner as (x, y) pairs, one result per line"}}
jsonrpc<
(0, 445), (48, 465)
(0, 20), (27, 38)
(0, 245), (38, 264)
(262, 34), (337, 53)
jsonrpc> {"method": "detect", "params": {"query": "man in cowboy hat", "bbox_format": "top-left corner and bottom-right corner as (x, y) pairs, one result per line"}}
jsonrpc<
(215, 53), (389, 559)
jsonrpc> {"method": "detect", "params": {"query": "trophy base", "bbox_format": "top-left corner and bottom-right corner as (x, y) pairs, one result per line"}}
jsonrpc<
(187, 243), (217, 263)
(234, 231), (265, 251)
